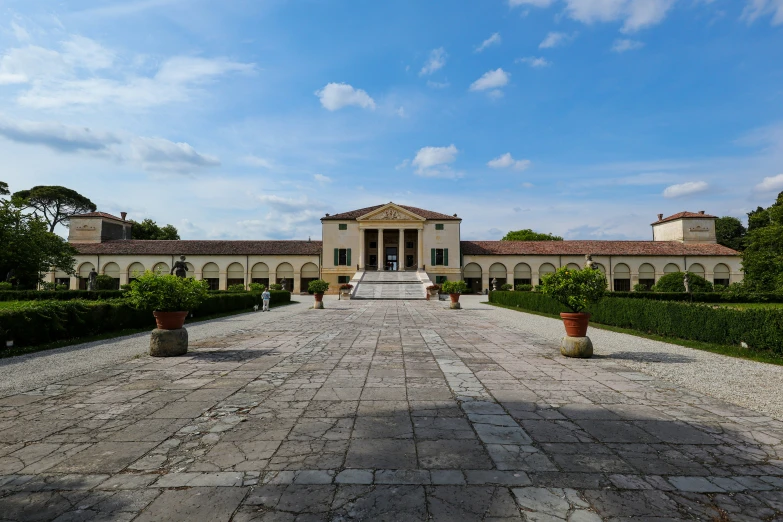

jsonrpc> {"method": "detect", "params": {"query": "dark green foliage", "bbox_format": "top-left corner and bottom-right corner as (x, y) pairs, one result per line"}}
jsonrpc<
(715, 216), (746, 251)
(95, 275), (117, 290)
(502, 229), (563, 241)
(500, 283), (513, 291)
(227, 284), (247, 292)
(248, 283), (265, 292)
(633, 283), (651, 292)
(307, 279), (330, 294)
(12, 185), (96, 232)
(126, 272), (209, 312)
(128, 218), (180, 240)
(540, 267), (607, 312)
(0, 291), (291, 347)
(652, 272), (713, 293)
(607, 291), (783, 303)
(515, 284), (533, 292)
(0, 290), (124, 301)
(441, 280), (468, 294)
(489, 291), (783, 355)
(742, 192), (783, 291)
(0, 181), (8, 196)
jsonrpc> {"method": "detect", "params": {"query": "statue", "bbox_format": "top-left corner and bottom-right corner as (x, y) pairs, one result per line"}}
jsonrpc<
(683, 272), (691, 294)
(491, 278), (498, 291)
(87, 268), (97, 291)
(5, 268), (15, 283)
(171, 256), (188, 278)
(281, 277), (287, 291)
(585, 254), (597, 270)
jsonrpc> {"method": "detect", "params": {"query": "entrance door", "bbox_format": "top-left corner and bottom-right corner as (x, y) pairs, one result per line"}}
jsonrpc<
(385, 247), (398, 271)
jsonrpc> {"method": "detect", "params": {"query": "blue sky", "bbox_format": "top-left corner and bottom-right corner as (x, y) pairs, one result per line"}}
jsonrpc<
(1, 0), (782, 241)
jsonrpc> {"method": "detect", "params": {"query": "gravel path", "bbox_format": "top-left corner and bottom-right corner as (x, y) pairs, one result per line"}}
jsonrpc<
(0, 300), (311, 396)
(460, 296), (783, 420)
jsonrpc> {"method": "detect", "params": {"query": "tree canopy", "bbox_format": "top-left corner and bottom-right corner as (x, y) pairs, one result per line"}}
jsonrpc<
(502, 229), (563, 241)
(741, 191), (783, 291)
(715, 216), (746, 251)
(130, 218), (180, 240)
(0, 200), (77, 289)
(12, 185), (96, 232)
(0, 181), (8, 196)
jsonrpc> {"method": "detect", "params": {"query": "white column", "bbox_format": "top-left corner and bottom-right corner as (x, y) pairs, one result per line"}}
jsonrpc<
(398, 229), (405, 272)
(378, 228), (384, 271)
(359, 228), (365, 270)
(417, 228), (424, 270)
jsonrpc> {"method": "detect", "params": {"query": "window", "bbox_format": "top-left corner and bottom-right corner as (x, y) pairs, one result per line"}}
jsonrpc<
(227, 278), (244, 288)
(369, 241), (377, 249)
(205, 279), (219, 291)
(435, 224), (444, 230)
(338, 276), (351, 284)
(435, 276), (448, 284)
(638, 280), (655, 290)
(338, 224), (347, 230)
(334, 248), (351, 266)
(406, 241), (414, 249)
(614, 279), (631, 292)
(431, 248), (448, 266)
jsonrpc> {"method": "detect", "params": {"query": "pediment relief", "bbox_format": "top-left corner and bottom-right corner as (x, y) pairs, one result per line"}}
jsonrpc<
(358, 204), (425, 222)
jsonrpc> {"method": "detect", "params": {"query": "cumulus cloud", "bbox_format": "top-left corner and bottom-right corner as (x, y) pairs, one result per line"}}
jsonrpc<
(11, 22), (30, 42)
(539, 32), (575, 49)
(420, 47), (447, 76)
(469, 68), (510, 92)
(315, 82), (376, 111)
(411, 144), (461, 177)
(755, 173), (783, 192)
(612, 38), (645, 52)
(131, 137), (220, 172)
(242, 155), (274, 169)
(0, 116), (121, 152)
(257, 195), (328, 213)
(563, 0), (677, 33)
(476, 33), (502, 53)
(516, 56), (551, 68)
(487, 153), (532, 171)
(742, 0), (783, 25)
(314, 174), (332, 183)
(662, 181), (709, 198)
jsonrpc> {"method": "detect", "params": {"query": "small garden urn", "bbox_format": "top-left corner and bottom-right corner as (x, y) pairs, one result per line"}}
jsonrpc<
(339, 284), (353, 300)
(309, 279), (330, 309)
(441, 280), (468, 310)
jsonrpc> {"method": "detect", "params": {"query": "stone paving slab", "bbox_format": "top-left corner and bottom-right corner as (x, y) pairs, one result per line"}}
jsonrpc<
(0, 299), (782, 520)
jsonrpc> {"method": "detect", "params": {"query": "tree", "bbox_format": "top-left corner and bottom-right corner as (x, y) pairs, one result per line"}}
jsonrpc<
(715, 216), (746, 251)
(12, 185), (96, 232)
(0, 200), (77, 289)
(741, 191), (783, 291)
(502, 229), (563, 241)
(652, 272), (713, 293)
(0, 181), (8, 196)
(129, 218), (180, 240)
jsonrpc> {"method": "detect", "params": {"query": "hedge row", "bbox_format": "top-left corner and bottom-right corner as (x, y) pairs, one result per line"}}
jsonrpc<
(0, 291), (291, 348)
(607, 291), (783, 304)
(0, 290), (126, 302)
(489, 291), (783, 355)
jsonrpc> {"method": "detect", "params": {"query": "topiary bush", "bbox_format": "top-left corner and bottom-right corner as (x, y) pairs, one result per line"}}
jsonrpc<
(633, 283), (651, 292)
(270, 283), (283, 291)
(126, 271), (209, 312)
(653, 271), (713, 293)
(248, 283), (266, 292)
(308, 279), (330, 294)
(500, 283), (513, 291)
(227, 284), (247, 293)
(441, 280), (468, 294)
(95, 275), (118, 290)
(540, 267), (607, 313)
(0, 282), (12, 290)
(515, 284), (533, 292)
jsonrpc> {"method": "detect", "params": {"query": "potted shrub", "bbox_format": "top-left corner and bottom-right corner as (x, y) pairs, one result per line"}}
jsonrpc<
(500, 283), (513, 291)
(308, 279), (330, 309)
(339, 283), (353, 299)
(441, 280), (468, 309)
(426, 284), (440, 300)
(127, 271), (209, 330)
(540, 266), (607, 338)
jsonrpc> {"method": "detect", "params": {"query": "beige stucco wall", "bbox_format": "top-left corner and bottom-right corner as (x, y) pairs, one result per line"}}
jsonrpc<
(653, 218), (717, 244)
(423, 221), (461, 281)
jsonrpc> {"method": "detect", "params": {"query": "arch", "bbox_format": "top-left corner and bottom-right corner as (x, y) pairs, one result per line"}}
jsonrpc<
(301, 263), (320, 278)
(638, 263), (655, 279)
(664, 263), (680, 274)
(276, 262), (294, 278)
(538, 263), (556, 276)
(227, 263), (244, 279)
(613, 263), (631, 292)
(202, 263), (219, 279)
(614, 263), (630, 276)
(593, 263), (606, 274)
(514, 263), (531, 278)
(566, 263), (581, 271)
(688, 263), (705, 278)
(128, 263), (145, 279)
(251, 263), (269, 278)
(714, 263), (730, 286)
(463, 263), (482, 278)
(78, 262), (95, 278)
(153, 262), (169, 275)
(489, 263), (507, 278)
(185, 263), (195, 275)
(103, 262), (120, 278)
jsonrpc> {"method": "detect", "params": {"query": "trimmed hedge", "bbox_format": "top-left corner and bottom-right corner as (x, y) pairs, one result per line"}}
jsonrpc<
(0, 290), (125, 302)
(0, 291), (291, 348)
(607, 292), (783, 304)
(489, 291), (783, 355)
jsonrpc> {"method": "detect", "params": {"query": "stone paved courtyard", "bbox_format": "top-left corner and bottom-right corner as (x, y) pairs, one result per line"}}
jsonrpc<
(1, 299), (782, 521)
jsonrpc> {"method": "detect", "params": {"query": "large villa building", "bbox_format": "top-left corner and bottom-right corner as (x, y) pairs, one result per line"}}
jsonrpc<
(52, 202), (742, 297)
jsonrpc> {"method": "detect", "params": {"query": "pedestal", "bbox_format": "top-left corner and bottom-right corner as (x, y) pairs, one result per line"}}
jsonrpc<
(150, 328), (188, 357)
(560, 336), (593, 358)
(450, 302), (461, 310)
(314, 301), (324, 309)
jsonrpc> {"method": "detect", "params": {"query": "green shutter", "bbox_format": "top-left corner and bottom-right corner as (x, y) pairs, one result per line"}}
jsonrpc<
(431, 248), (436, 266)
(334, 248), (339, 266)
(444, 248), (449, 267)
(347, 248), (352, 266)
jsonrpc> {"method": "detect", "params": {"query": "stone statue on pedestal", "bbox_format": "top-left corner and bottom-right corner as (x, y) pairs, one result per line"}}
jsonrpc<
(87, 268), (97, 291)
(491, 278), (498, 291)
(683, 272), (691, 293)
(584, 254), (597, 270)
(171, 256), (188, 278)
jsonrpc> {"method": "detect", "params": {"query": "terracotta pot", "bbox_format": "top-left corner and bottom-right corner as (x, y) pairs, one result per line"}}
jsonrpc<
(153, 311), (188, 330)
(560, 312), (590, 337)
(314, 293), (324, 302)
(449, 293), (461, 303)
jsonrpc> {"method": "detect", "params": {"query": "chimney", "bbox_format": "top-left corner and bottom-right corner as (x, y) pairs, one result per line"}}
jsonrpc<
(698, 210), (705, 215)
(657, 214), (663, 221)
(121, 212), (127, 221)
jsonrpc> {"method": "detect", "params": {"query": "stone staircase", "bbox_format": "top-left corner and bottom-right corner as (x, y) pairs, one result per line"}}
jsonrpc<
(350, 270), (430, 300)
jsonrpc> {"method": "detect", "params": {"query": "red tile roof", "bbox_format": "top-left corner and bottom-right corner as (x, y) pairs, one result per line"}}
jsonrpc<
(322, 203), (461, 221)
(72, 212), (126, 221)
(460, 240), (739, 257)
(74, 240), (323, 256)
(652, 211), (717, 225)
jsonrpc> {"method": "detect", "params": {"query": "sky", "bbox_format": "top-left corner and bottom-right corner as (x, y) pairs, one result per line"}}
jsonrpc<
(1, 0), (782, 242)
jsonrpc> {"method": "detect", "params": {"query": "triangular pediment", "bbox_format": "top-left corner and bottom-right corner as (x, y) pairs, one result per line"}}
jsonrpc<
(357, 203), (426, 222)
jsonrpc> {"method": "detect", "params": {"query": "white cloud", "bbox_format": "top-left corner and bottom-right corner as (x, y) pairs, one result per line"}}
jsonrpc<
(242, 155), (274, 169)
(509, 0), (556, 6)
(611, 39), (645, 52)
(476, 33), (502, 53)
(60, 35), (115, 70)
(426, 80), (450, 89)
(256, 195), (328, 213)
(563, 0), (677, 33)
(469, 68), (510, 92)
(755, 173), (783, 192)
(0, 116), (121, 152)
(11, 22), (30, 42)
(131, 137), (220, 172)
(314, 174), (332, 183)
(315, 82), (376, 111)
(411, 145), (461, 177)
(488, 153), (532, 171)
(539, 32), (575, 49)
(396, 106), (406, 118)
(420, 47), (447, 76)
(662, 181), (709, 198)
(516, 56), (551, 68)
(742, 0), (783, 25)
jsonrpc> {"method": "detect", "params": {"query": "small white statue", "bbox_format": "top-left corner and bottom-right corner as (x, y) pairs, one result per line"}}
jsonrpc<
(584, 254), (597, 270)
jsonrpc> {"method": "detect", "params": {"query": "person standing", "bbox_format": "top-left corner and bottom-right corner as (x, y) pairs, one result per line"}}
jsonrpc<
(262, 288), (271, 312)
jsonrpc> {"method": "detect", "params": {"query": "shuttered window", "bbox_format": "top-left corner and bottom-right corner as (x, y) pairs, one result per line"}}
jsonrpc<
(431, 248), (448, 266)
(335, 248), (351, 266)
(435, 224), (444, 230)
(338, 224), (347, 230)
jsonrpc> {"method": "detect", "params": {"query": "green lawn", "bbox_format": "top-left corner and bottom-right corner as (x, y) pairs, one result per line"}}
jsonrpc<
(0, 301), (43, 310)
(711, 302), (783, 310)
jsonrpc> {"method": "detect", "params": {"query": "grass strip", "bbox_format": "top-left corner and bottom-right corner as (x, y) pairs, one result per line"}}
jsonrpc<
(485, 301), (783, 367)
(0, 301), (298, 360)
